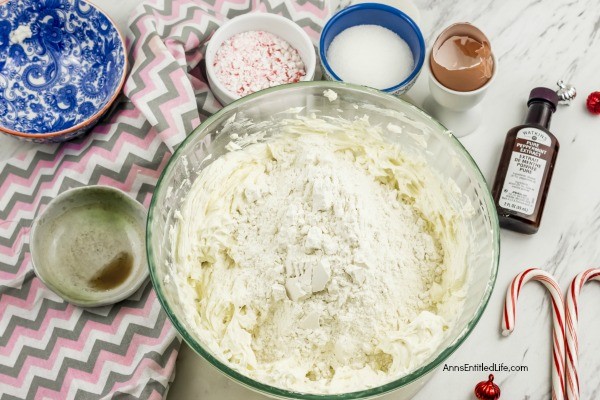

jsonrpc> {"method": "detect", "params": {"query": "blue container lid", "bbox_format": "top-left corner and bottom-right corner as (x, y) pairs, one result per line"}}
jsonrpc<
(319, 3), (425, 92)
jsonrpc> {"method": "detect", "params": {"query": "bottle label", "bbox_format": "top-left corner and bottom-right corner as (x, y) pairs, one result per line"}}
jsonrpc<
(498, 128), (552, 215)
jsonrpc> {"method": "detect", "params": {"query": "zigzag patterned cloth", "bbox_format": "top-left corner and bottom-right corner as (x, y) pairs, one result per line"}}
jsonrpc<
(0, 0), (330, 399)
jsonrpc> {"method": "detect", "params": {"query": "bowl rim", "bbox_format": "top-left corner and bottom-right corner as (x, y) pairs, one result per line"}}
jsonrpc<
(0, 0), (128, 139)
(205, 12), (317, 104)
(30, 185), (149, 308)
(318, 3), (426, 93)
(147, 80), (500, 399)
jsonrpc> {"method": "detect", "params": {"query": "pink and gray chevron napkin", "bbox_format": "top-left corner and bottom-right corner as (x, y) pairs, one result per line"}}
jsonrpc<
(0, 0), (331, 398)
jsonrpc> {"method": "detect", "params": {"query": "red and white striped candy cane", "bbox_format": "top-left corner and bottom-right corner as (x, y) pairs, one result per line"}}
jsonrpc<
(565, 268), (600, 400)
(502, 268), (565, 400)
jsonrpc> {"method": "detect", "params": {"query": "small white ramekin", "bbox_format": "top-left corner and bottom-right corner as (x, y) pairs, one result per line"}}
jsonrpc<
(205, 13), (316, 106)
(425, 50), (497, 137)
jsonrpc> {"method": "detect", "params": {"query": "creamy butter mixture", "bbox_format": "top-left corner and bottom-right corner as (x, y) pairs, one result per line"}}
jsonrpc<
(171, 114), (471, 394)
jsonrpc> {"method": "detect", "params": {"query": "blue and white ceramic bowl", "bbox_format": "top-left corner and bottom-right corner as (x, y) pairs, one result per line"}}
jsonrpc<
(0, 0), (127, 143)
(319, 3), (425, 96)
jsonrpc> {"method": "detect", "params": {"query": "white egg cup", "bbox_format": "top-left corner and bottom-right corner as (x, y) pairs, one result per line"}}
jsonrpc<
(424, 52), (497, 137)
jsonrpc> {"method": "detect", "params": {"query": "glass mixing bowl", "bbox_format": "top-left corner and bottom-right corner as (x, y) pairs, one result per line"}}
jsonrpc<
(147, 81), (500, 399)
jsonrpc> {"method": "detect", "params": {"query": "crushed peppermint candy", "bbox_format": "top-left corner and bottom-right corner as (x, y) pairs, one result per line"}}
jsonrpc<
(213, 30), (306, 97)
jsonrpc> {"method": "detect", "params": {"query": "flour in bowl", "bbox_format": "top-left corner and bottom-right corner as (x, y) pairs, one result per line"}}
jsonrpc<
(171, 114), (471, 394)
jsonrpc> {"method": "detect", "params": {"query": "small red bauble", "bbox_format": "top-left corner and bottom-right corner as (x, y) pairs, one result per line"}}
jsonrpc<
(474, 374), (501, 400)
(586, 91), (600, 114)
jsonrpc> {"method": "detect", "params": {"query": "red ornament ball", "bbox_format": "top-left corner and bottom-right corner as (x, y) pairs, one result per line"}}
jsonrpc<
(587, 91), (600, 114)
(474, 374), (501, 400)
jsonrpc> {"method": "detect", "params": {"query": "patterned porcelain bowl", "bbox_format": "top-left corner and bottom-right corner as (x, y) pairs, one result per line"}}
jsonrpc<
(0, 0), (127, 143)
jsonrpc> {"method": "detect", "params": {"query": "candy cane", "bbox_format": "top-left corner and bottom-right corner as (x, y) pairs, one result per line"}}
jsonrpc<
(565, 268), (600, 400)
(502, 268), (565, 400)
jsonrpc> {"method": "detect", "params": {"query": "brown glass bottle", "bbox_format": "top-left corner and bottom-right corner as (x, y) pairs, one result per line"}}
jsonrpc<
(491, 88), (559, 234)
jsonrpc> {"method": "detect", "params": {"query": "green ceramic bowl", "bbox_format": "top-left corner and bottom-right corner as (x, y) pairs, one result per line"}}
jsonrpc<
(31, 186), (148, 307)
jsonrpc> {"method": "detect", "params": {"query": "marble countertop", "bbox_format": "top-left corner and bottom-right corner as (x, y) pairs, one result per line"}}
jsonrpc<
(2, 0), (599, 399)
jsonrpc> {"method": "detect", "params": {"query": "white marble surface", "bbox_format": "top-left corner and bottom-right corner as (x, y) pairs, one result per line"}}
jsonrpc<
(3, 0), (600, 399)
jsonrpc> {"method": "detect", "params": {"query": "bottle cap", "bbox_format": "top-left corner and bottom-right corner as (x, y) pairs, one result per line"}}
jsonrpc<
(528, 87), (559, 111)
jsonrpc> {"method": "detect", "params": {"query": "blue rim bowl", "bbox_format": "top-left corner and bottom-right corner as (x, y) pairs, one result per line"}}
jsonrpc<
(0, 0), (127, 143)
(319, 3), (425, 95)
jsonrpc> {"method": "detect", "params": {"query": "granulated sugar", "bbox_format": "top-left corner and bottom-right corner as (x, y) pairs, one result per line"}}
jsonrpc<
(326, 25), (414, 90)
(213, 31), (306, 96)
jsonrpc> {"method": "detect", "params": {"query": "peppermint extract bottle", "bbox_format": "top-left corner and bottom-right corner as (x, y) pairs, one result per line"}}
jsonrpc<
(491, 88), (560, 234)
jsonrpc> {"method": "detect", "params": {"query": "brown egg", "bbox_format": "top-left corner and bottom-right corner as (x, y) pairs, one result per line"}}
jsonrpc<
(430, 23), (494, 92)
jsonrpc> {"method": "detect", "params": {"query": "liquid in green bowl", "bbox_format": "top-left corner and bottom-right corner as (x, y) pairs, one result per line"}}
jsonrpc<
(31, 186), (148, 307)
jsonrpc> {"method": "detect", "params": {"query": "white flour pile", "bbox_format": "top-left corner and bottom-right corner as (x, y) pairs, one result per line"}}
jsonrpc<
(171, 114), (471, 393)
